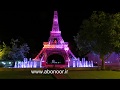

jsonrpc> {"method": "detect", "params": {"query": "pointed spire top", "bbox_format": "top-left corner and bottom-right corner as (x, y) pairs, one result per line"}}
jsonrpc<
(52, 11), (60, 31)
(53, 11), (58, 24)
(54, 11), (58, 15)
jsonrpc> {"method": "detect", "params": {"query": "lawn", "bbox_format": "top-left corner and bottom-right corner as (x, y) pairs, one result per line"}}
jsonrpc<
(0, 71), (54, 79)
(66, 70), (120, 79)
(0, 69), (120, 79)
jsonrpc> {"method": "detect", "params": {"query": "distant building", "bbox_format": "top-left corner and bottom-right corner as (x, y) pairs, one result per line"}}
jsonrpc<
(87, 52), (120, 65)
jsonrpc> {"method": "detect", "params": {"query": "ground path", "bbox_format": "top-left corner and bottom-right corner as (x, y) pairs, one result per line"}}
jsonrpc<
(52, 74), (69, 79)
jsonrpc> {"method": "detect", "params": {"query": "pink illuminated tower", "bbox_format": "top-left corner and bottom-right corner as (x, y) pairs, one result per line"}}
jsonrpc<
(33, 11), (77, 68)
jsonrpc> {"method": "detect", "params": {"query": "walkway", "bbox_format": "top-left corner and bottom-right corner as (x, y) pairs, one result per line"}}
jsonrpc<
(52, 74), (69, 79)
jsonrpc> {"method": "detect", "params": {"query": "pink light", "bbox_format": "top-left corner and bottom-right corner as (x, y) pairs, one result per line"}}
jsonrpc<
(51, 31), (61, 33)
(60, 40), (64, 44)
(64, 47), (69, 51)
(54, 19), (58, 22)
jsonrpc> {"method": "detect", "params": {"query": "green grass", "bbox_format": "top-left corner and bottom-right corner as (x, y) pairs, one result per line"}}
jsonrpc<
(0, 71), (54, 79)
(1, 69), (120, 79)
(66, 70), (120, 79)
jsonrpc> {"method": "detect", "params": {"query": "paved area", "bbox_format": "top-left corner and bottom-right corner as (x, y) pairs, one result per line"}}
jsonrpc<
(53, 74), (68, 79)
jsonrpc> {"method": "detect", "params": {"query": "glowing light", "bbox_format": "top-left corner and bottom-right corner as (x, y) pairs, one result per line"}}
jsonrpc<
(64, 47), (69, 51)
(51, 31), (61, 33)
(1, 62), (6, 65)
(54, 19), (57, 22)
(9, 62), (11, 64)
(73, 61), (76, 67)
(60, 40), (64, 44)
(43, 43), (69, 49)
(14, 58), (39, 68)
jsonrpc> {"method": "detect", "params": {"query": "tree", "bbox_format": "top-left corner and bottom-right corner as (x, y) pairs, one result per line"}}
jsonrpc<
(0, 38), (30, 61)
(0, 42), (11, 60)
(8, 39), (30, 61)
(74, 11), (120, 70)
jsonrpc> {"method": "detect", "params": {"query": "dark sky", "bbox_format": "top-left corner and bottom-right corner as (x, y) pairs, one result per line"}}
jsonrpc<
(0, 0), (119, 58)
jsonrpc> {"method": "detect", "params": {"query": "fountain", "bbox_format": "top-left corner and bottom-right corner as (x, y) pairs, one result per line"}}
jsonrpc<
(14, 57), (94, 68)
(14, 58), (39, 68)
(68, 58), (94, 68)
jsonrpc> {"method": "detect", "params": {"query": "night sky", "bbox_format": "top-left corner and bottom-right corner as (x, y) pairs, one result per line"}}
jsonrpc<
(0, 1), (119, 58)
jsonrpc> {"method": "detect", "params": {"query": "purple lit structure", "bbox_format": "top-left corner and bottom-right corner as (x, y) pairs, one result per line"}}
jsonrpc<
(14, 11), (94, 68)
(33, 11), (78, 68)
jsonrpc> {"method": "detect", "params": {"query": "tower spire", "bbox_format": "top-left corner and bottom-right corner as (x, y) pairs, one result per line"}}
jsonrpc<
(52, 11), (60, 31)
(49, 10), (64, 44)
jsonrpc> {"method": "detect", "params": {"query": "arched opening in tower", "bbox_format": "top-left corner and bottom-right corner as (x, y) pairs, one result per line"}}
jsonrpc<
(47, 54), (65, 64)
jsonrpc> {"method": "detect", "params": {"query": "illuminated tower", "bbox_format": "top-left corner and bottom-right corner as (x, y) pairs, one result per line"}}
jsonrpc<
(33, 11), (77, 68)
(48, 11), (64, 44)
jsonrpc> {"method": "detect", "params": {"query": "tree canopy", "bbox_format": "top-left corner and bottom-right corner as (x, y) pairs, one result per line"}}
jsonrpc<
(74, 11), (120, 69)
(0, 42), (11, 60)
(0, 38), (30, 61)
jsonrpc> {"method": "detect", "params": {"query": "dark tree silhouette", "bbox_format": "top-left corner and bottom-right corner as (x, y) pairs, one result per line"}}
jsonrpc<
(74, 11), (120, 70)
